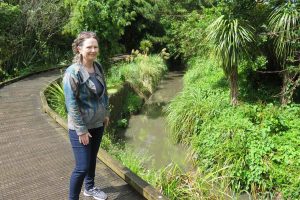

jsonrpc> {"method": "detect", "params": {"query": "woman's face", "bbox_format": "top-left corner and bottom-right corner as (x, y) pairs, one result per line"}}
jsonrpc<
(78, 38), (99, 63)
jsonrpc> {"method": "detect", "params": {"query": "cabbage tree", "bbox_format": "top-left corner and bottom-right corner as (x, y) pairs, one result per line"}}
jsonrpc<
(268, 1), (299, 104)
(206, 15), (254, 105)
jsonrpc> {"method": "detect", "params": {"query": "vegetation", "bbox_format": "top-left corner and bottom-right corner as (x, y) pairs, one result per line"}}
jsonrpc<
(167, 57), (300, 198)
(0, 0), (70, 82)
(45, 80), (67, 119)
(102, 136), (234, 200)
(108, 53), (167, 96)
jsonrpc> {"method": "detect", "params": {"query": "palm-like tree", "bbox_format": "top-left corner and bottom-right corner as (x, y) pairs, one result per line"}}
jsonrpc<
(206, 15), (254, 105)
(268, 1), (299, 105)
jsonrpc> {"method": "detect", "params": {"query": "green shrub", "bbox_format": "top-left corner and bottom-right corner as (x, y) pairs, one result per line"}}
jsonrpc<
(116, 118), (128, 128)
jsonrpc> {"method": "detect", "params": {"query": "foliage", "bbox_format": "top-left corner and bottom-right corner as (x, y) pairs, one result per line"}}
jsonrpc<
(0, 2), (21, 80)
(166, 56), (300, 198)
(206, 15), (254, 77)
(110, 54), (167, 95)
(268, 1), (299, 63)
(154, 0), (299, 105)
(45, 80), (67, 119)
(159, 48), (170, 60)
(157, 2), (218, 59)
(166, 58), (228, 143)
(107, 55), (165, 130)
(63, 0), (157, 60)
(123, 92), (143, 114)
(112, 147), (147, 174)
(0, 0), (70, 82)
(102, 130), (234, 200)
(139, 39), (152, 55)
(116, 119), (129, 128)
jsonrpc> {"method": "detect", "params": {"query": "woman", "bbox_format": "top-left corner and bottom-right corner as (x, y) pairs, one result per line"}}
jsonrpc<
(63, 31), (109, 200)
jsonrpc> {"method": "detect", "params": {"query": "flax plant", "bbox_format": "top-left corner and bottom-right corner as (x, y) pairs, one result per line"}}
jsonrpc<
(45, 81), (67, 118)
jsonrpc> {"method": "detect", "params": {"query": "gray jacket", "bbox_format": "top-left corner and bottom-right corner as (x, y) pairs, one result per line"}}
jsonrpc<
(63, 62), (109, 135)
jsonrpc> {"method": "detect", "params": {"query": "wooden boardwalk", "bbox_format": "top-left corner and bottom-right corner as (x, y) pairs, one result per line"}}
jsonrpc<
(0, 70), (144, 200)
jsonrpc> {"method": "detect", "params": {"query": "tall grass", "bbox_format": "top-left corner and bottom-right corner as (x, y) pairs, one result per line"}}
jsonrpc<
(166, 58), (228, 143)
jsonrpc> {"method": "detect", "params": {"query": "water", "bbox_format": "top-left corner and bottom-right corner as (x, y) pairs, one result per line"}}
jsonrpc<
(123, 71), (192, 170)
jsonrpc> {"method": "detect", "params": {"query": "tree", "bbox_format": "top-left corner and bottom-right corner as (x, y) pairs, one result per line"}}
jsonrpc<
(268, 1), (300, 104)
(0, 0), (69, 80)
(206, 15), (254, 105)
(63, 0), (156, 61)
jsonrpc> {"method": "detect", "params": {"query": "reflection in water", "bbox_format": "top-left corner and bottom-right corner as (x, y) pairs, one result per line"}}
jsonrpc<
(123, 71), (192, 170)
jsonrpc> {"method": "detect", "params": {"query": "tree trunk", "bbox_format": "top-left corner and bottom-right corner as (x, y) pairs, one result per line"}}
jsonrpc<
(229, 68), (238, 106)
(281, 71), (289, 105)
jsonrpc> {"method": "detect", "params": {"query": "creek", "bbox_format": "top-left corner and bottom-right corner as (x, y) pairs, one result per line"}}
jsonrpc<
(122, 71), (192, 170)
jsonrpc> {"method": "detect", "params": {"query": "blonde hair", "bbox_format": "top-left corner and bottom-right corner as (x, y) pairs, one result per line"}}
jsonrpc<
(71, 31), (99, 64)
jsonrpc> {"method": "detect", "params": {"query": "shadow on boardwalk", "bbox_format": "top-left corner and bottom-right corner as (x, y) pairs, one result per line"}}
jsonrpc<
(0, 70), (144, 200)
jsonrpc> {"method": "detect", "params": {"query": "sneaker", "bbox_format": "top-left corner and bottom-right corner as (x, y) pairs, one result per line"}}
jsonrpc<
(84, 187), (108, 200)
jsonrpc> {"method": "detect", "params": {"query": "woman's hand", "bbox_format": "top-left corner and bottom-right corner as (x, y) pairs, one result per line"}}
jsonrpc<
(79, 132), (92, 145)
(104, 117), (110, 127)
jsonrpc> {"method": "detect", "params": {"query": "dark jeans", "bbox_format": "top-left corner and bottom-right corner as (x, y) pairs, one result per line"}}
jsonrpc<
(68, 126), (104, 200)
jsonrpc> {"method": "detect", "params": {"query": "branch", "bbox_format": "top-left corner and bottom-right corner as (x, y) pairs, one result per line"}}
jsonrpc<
(256, 69), (288, 74)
